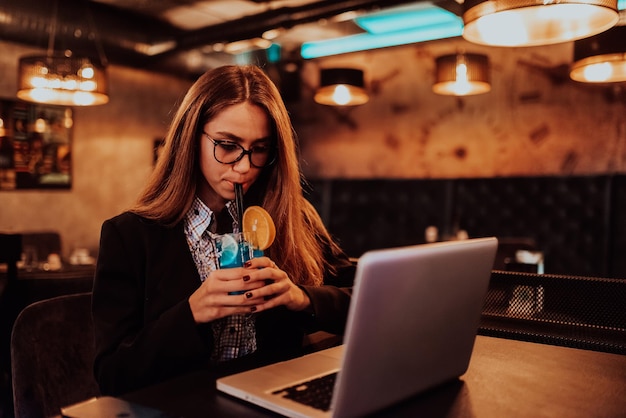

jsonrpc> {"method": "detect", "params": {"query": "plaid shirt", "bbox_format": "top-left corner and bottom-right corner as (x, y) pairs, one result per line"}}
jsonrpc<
(184, 197), (257, 363)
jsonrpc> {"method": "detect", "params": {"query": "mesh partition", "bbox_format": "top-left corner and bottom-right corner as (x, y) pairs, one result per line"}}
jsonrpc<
(479, 271), (626, 354)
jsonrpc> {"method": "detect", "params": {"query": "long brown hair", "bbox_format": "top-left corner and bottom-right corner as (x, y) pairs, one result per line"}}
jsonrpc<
(131, 64), (340, 286)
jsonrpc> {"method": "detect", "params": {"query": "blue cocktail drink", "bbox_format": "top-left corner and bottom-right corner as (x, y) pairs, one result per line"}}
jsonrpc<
(215, 232), (263, 294)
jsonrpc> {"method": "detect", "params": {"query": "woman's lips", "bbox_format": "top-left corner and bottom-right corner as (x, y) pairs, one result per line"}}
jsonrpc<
(226, 180), (246, 192)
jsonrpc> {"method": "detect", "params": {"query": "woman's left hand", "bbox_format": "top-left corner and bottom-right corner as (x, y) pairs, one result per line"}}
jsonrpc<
(242, 257), (311, 313)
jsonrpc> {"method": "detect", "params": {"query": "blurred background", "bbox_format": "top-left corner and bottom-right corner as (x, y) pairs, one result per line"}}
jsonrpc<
(1, 0), (625, 278)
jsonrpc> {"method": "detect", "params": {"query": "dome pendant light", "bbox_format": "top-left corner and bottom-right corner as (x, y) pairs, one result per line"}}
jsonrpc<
(16, 0), (109, 106)
(314, 68), (369, 106)
(18, 54), (109, 106)
(570, 25), (626, 83)
(462, 0), (619, 47)
(433, 53), (491, 96)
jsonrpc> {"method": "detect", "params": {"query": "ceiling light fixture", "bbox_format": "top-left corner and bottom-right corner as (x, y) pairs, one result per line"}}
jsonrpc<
(433, 53), (491, 96)
(314, 68), (369, 106)
(301, 3), (463, 59)
(570, 25), (626, 83)
(16, 0), (109, 106)
(462, 0), (619, 47)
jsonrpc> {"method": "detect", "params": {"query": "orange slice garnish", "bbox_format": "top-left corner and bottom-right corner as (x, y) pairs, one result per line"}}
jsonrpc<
(242, 206), (276, 251)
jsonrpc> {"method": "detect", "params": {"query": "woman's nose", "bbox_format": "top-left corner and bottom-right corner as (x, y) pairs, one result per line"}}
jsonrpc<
(232, 153), (251, 173)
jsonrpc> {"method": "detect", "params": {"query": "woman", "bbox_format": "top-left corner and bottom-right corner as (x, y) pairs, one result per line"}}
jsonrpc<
(91, 65), (355, 396)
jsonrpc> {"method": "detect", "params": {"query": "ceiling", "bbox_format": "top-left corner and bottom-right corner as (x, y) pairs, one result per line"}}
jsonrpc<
(0, 0), (461, 80)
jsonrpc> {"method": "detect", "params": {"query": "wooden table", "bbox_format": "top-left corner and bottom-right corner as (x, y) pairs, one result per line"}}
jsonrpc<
(0, 264), (95, 301)
(109, 335), (626, 418)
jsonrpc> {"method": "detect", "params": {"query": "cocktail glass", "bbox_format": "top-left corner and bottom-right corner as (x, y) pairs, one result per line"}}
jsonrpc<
(215, 232), (263, 294)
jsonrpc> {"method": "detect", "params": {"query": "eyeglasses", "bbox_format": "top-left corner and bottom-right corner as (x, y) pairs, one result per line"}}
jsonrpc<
(204, 132), (276, 168)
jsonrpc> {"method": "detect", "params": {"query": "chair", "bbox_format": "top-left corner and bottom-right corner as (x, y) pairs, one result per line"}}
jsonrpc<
(11, 292), (100, 418)
(0, 233), (23, 417)
(0, 233), (22, 284)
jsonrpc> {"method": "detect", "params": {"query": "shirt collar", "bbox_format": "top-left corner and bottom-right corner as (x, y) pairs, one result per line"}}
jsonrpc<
(185, 196), (239, 241)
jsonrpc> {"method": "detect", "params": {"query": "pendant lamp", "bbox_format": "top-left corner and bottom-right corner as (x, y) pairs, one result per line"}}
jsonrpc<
(433, 53), (491, 96)
(570, 25), (626, 83)
(16, 0), (109, 106)
(314, 68), (369, 106)
(462, 0), (619, 47)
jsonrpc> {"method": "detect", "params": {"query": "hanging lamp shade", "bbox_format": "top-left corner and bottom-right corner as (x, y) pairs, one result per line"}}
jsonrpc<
(314, 68), (369, 106)
(570, 25), (626, 83)
(16, 0), (109, 107)
(433, 53), (491, 96)
(17, 54), (109, 106)
(462, 0), (619, 47)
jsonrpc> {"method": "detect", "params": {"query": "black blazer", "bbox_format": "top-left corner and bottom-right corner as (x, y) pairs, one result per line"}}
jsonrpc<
(92, 212), (354, 395)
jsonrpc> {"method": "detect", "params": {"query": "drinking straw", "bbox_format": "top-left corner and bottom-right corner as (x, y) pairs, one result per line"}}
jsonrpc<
(235, 183), (244, 226)
(234, 183), (245, 262)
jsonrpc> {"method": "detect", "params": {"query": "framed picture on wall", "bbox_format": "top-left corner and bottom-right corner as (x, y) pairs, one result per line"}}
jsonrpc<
(0, 99), (72, 190)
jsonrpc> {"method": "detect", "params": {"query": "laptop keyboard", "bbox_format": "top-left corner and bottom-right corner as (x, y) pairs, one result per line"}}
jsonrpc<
(271, 372), (337, 412)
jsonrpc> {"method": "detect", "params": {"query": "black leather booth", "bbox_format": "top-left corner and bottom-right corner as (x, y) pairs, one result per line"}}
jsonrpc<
(304, 175), (626, 278)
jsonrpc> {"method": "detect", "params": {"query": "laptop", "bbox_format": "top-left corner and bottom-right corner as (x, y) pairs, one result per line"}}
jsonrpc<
(217, 237), (498, 418)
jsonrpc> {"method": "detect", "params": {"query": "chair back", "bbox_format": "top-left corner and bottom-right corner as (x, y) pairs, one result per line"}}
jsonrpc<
(11, 292), (100, 418)
(0, 233), (22, 282)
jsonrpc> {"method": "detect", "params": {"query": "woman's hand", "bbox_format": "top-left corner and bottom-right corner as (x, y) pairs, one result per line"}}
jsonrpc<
(242, 256), (312, 313)
(188, 256), (311, 323)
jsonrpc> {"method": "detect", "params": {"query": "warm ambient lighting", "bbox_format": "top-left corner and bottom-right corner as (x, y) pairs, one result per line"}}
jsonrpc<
(16, 0), (109, 106)
(17, 54), (109, 106)
(462, 0), (619, 47)
(433, 53), (491, 96)
(570, 25), (626, 83)
(301, 3), (463, 59)
(314, 68), (369, 106)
